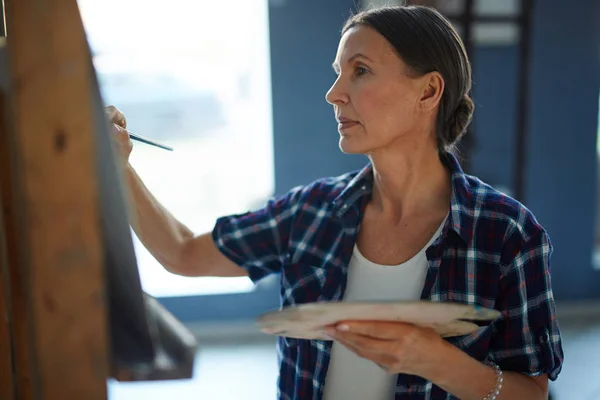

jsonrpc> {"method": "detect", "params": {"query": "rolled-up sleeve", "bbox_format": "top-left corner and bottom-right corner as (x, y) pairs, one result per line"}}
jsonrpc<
(489, 230), (564, 381)
(211, 186), (303, 283)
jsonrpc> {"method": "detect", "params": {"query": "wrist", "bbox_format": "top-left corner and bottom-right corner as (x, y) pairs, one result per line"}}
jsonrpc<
(481, 362), (504, 400)
(119, 162), (137, 194)
(419, 338), (502, 400)
(414, 335), (456, 381)
(121, 160), (134, 178)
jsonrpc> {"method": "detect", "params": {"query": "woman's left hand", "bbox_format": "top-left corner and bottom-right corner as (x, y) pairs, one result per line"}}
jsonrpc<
(325, 321), (447, 377)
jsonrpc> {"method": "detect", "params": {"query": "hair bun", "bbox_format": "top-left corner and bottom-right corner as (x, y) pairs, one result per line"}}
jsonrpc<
(441, 95), (474, 151)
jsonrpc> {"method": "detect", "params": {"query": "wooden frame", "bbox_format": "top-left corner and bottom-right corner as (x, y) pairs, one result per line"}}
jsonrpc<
(1, 0), (110, 397)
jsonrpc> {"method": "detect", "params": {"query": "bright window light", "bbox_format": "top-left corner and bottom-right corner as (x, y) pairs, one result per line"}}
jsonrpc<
(78, 0), (274, 297)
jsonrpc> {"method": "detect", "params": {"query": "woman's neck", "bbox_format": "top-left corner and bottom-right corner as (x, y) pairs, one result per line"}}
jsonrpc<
(367, 141), (451, 225)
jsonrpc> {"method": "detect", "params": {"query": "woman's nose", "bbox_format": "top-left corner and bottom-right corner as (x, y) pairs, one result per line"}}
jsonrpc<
(325, 77), (348, 106)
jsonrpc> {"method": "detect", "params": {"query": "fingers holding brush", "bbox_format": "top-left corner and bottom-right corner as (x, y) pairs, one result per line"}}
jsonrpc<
(105, 105), (133, 162)
(111, 124), (134, 161)
(104, 104), (173, 154)
(105, 105), (127, 128)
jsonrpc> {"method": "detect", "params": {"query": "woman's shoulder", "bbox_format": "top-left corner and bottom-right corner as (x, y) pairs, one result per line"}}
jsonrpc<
(461, 174), (548, 244)
(281, 169), (366, 206)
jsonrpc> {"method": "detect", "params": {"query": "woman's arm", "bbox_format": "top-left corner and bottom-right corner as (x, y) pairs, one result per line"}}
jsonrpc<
(106, 106), (246, 277)
(123, 163), (246, 277)
(105, 105), (319, 282)
(424, 335), (548, 399)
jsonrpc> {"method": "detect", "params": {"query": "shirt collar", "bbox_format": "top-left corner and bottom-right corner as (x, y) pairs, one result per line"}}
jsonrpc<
(332, 152), (474, 244)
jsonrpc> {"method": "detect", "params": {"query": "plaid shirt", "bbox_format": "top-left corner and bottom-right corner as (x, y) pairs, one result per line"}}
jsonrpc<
(212, 153), (564, 400)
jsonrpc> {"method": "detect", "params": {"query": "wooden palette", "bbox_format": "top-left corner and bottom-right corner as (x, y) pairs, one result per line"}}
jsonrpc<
(257, 301), (502, 340)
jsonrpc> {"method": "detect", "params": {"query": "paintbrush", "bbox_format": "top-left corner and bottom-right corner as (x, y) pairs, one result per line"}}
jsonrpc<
(128, 132), (173, 151)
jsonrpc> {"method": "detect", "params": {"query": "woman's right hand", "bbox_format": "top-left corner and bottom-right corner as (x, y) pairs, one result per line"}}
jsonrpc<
(105, 105), (133, 163)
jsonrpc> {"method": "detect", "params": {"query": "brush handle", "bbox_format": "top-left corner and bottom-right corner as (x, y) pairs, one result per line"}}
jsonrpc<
(128, 132), (173, 151)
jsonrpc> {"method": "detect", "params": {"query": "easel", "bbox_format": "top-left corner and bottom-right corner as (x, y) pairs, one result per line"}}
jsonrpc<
(0, 0), (196, 398)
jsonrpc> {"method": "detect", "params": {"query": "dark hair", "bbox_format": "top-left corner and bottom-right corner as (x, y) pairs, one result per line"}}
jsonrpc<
(342, 5), (474, 154)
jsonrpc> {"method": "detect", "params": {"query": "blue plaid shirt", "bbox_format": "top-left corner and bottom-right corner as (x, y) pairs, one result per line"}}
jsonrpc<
(212, 153), (564, 400)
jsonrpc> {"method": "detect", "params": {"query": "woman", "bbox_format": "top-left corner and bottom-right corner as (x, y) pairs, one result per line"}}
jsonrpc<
(107, 5), (563, 400)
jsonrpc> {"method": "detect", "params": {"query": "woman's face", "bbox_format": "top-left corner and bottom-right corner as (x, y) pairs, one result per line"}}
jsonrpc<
(326, 25), (440, 155)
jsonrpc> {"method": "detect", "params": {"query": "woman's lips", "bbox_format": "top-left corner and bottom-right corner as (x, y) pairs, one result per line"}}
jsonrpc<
(337, 117), (359, 131)
(338, 120), (359, 130)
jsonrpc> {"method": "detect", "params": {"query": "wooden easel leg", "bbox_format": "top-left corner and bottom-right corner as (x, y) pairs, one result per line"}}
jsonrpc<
(2, 0), (110, 398)
(0, 38), (34, 400)
(0, 212), (14, 400)
(0, 1), (15, 398)
(0, 172), (33, 400)
(0, 46), (18, 400)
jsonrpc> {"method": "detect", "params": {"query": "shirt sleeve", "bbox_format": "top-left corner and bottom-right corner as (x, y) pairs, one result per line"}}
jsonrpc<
(211, 186), (303, 283)
(489, 230), (564, 381)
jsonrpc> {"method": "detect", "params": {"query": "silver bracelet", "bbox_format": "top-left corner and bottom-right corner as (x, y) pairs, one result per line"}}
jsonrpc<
(482, 362), (504, 400)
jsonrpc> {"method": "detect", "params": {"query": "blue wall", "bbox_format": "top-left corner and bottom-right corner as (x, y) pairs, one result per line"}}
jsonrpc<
(471, 0), (600, 300)
(270, 0), (366, 194)
(525, 0), (600, 300)
(470, 46), (519, 190)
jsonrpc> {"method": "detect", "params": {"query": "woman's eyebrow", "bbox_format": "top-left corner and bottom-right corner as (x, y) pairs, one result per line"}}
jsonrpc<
(332, 53), (375, 72)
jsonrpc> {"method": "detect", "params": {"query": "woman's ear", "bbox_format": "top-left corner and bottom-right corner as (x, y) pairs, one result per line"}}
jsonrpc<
(419, 71), (444, 112)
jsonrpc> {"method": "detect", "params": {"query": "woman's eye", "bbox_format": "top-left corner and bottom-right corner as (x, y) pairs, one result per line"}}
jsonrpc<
(355, 66), (368, 76)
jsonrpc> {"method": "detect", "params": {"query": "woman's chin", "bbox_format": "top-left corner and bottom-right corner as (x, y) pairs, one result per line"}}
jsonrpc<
(339, 136), (367, 154)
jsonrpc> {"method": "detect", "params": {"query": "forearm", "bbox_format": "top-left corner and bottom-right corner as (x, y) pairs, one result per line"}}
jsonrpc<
(422, 340), (547, 400)
(122, 163), (193, 272)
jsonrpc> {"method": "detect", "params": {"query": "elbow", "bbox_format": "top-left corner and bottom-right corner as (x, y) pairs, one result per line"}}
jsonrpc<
(158, 255), (186, 276)
(522, 373), (549, 400)
(162, 237), (201, 277)
(162, 261), (186, 276)
(157, 238), (194, 277)
(162, 259), (197, 277)
(535, 386), (549, 400)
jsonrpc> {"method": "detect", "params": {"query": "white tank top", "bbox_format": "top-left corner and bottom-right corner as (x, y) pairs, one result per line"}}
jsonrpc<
(323, 217), (447, 400)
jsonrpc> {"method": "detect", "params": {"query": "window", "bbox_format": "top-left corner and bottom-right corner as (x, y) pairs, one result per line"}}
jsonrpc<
(78, 0), (274, 296)
(405, 0), (521, 46)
